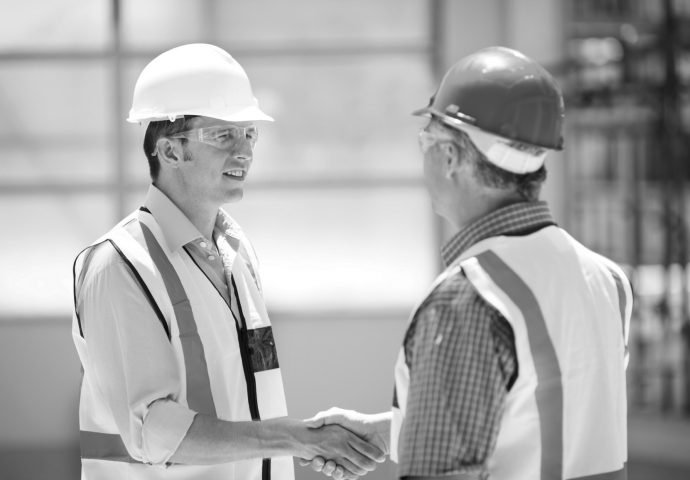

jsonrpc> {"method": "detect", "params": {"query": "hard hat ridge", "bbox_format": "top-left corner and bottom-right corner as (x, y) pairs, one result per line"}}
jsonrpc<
(128, 43), (273, 124)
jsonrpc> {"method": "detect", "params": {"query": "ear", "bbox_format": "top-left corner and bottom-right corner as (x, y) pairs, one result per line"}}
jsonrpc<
(155, 138), (183, 169)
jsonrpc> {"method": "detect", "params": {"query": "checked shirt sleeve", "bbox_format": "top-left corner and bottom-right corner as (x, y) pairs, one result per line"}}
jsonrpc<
(398, 272), (517, 478)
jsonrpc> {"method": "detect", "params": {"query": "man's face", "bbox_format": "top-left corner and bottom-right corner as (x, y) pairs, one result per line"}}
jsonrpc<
(174, 116), (256, 207)
(418, 119), (459, 219)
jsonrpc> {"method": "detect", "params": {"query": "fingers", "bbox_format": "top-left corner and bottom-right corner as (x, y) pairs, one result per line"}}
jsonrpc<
(305, 423), (383, 477)
(300, 456), (357, 480)
(312, 457), (326, 471)
(298, 456), (326, 471)
(298, 456), (356, 480)
(333, 456), (372, 476)
(339, 445), (377, 474)
(322, 459), (337, 476)
(347, 433), (386, 463)
(331, 465), (346, 480)
(303, 460), (357, 480)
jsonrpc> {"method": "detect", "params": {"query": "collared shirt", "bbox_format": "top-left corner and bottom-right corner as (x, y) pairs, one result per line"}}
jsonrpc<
(76, 184), (256, 464)
(398, 201), (556, 478)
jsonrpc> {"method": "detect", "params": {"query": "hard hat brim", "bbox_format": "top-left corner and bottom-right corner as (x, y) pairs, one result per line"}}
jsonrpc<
(412, 105), (551, 174)
(211, 105), (274, 123)
(411, 106), (431, 117)
(127, 105), (274, 124)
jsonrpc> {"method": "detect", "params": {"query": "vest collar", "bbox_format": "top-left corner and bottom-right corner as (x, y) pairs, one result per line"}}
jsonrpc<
(441, 201), (556, 266)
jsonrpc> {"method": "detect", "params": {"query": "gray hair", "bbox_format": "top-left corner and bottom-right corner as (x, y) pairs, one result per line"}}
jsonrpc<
(447, 127), (546, 201)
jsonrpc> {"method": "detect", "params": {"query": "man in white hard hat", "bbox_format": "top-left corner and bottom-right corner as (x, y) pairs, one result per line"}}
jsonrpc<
(71, 43), (384, 480)
(303, 47), (632, 480)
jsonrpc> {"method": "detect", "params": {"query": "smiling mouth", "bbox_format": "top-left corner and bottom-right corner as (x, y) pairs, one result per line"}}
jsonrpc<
(223, 169), (246, 180)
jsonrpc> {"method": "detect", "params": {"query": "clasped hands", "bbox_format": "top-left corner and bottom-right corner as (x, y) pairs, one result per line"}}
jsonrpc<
(299, 407), (390, 480)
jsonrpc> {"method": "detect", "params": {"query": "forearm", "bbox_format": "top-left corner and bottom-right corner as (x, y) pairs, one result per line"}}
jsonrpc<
(170, 415), (307, 464)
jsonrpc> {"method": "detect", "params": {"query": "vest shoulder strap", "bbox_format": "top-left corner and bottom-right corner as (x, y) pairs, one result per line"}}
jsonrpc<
(118, 212), (218, 417)
(72, 232), (171, 341)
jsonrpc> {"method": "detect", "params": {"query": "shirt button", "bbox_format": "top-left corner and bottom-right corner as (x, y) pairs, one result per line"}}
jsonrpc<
(200, 241), (207, 248)
(208, 255), (215, 261)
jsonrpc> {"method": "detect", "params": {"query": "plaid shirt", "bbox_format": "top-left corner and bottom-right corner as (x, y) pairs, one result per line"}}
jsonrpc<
(398, 201), (556, 478)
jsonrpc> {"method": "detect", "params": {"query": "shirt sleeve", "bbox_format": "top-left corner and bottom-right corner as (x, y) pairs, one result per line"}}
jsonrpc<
(398, 273), (517, 477)
(78, 244), (196, 465)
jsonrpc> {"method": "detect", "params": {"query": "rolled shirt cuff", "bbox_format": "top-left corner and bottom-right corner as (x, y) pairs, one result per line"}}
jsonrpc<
(142, 398), (197, 465)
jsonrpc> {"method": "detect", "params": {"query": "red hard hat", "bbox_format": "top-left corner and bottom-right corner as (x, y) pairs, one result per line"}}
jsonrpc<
(414, 46), (564, 151)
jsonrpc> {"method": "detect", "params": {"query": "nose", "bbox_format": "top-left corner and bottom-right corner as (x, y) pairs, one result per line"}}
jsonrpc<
(231, 137), (254, 163)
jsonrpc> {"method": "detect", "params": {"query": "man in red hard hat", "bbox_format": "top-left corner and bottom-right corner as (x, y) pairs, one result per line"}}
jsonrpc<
(71, 44), (384, 480)
(305, 46), (631, 480)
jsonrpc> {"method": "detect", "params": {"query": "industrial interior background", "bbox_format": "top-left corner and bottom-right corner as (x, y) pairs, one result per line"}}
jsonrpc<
(0, 0), (689, 479)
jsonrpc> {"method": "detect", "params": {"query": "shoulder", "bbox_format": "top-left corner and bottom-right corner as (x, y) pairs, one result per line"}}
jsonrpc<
(422, 267), (492, 318)
(77, 240), (130, 285)
(407, 268), (501, 347)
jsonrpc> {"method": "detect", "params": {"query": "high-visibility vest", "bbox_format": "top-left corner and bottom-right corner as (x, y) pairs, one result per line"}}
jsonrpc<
(391, 226), (630, 480)
(72, 209), (294, 480)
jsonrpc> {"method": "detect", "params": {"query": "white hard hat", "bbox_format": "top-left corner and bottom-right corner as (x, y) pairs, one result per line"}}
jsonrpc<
(127, 43), (273, 123)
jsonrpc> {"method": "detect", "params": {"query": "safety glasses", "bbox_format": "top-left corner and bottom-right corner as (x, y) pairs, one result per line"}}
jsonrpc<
(170, 124), (259, 150)
(418, 129), (456, 153)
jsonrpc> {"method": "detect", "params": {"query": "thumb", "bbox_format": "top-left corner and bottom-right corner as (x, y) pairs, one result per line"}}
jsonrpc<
(303, 415), (325, 429)
(306, 413), (348, 430)
(304, 407), (345, 429)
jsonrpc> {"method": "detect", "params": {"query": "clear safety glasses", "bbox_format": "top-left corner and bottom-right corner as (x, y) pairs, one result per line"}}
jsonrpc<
(418, 129), (456, 153)
(170, 124), (259, 150)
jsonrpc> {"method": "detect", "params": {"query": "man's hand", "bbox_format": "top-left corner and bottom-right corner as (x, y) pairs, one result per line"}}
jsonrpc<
(299, 408), (391, 479)
(297, 421), (385, 480)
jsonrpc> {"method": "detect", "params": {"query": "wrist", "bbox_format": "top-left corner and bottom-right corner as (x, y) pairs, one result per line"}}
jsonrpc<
(256, 417), (311, 459)
(367, 412), (392, 433)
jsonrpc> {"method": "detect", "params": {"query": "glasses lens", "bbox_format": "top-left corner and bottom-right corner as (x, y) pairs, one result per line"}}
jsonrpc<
(418, 130), (454, 153)
(418, 130), (435, 152)
(204, 126), (258, 148)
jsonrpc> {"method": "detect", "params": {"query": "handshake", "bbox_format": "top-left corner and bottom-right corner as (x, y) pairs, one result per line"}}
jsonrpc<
(297, 407), (391, 480)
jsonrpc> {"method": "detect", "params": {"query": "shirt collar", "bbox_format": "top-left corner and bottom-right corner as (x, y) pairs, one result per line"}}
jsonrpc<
(143, 185), (244, 252)
(441, 201), (556, 266)
(215, 208), (243, 240)
(143, 184), (205, 252)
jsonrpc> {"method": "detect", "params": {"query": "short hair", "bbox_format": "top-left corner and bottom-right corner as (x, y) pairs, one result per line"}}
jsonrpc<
(446, 126), (547, 201)
(142, 115), (198, 181)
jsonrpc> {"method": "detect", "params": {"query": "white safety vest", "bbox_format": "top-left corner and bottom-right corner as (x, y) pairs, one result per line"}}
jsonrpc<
(391, 226), (631, 480)
(72, 209), (295, 480)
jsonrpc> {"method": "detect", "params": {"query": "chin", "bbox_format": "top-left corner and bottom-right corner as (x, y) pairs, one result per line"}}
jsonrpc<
(223, 189), (244, 204)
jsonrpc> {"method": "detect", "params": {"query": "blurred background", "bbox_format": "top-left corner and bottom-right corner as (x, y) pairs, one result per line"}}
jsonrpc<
(0, 0), (689, 479)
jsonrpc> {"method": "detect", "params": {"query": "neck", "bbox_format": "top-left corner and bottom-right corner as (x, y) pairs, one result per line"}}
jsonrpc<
(155, 181), (218, 240)
(447, 191), (526, 232)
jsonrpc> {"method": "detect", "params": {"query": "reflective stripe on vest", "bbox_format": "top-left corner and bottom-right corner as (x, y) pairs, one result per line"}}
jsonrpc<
(606, 266), (630, 365)
(475, 250), (563, 479)
(136, 221), (217, 417)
